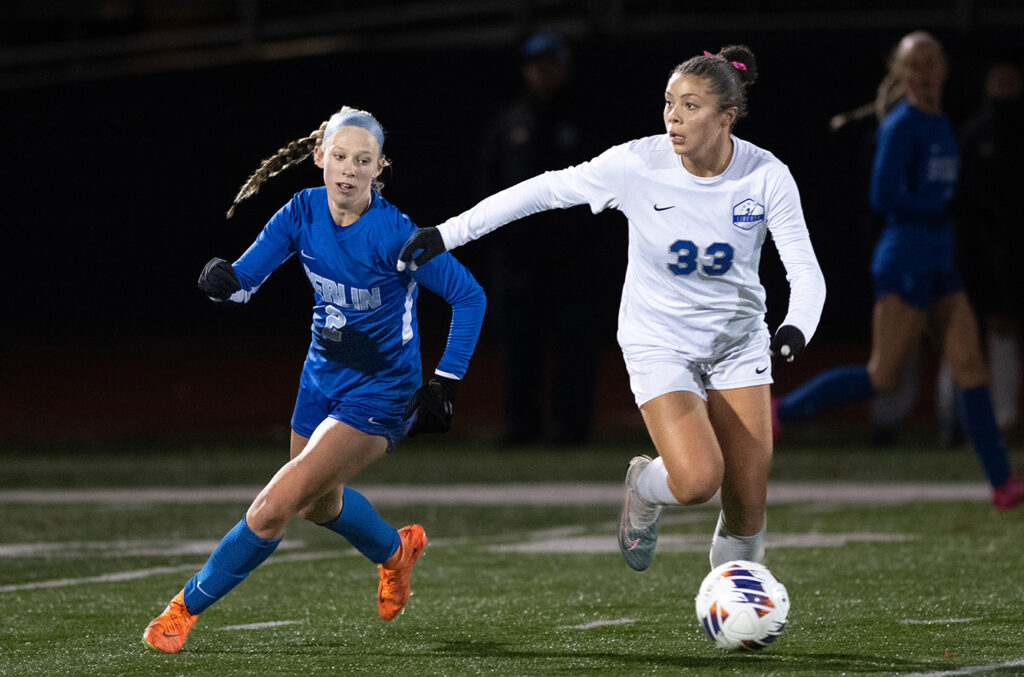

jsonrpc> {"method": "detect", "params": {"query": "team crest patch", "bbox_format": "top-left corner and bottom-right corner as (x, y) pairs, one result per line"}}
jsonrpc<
(733, 198), (765, 230)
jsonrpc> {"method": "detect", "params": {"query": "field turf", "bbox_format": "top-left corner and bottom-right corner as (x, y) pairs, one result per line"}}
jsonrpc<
(1, 429), (1023, 676)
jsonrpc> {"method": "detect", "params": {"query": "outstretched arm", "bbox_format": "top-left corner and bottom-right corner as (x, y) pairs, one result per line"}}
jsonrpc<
(398, 146), (625, 270)
(397, 173), (563, 271)
(201, 194), (302, 302)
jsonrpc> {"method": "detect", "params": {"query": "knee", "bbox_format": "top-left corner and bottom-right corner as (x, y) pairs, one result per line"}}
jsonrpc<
(867, 366), (899, 394)
(297, 496), (341, 524)
(246, 493), (296, 537)
(667, 462), (723, 506)
(297, 506), (323, 523)
(949, 356), (990, 389)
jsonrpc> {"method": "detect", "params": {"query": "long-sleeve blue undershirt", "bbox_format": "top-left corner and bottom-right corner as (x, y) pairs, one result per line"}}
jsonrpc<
(869, 100), (959, 228)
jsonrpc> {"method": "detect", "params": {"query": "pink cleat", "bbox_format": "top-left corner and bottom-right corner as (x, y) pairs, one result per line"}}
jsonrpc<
(992, 477), (1024, 511)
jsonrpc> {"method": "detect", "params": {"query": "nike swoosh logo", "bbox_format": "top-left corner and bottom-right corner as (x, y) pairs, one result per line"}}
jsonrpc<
(625, 537), (640, 550)
(755, 365), (768, 374)
(653, 204), (675, 211)
(368, 417), (383, 425)
(300, 249), (316, 260)
(162, 631), (180, 638)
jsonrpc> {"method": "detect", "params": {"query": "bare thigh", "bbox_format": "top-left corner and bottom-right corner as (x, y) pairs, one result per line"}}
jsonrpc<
(245, 418), (389, 539)
(706, 384), (772, 536)
(288, 430), (343, 525)
(868, 294), (928, 393)
(930, 292), (990, 388)
(639, 391), (724, 506)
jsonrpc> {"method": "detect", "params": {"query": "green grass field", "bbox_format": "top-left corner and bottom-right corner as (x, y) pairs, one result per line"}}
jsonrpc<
(1, 429), (1023, 676)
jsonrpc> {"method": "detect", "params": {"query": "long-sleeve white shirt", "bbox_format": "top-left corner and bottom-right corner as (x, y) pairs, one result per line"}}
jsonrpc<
(438, 134), (825, 361)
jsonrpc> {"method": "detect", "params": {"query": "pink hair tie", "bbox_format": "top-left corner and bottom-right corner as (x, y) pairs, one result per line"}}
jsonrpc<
(731, 61), (747, 71)
(703, 50), (714, 57)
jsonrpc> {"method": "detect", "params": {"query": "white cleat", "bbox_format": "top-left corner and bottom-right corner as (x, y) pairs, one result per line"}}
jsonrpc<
(617, 455), (662, 571)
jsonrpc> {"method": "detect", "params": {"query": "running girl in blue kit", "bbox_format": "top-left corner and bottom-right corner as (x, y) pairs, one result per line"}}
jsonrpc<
(775, 32), (1023, 510)
(143, 106), (486, 653)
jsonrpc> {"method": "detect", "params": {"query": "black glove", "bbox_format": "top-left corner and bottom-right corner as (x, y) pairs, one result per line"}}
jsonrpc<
(404, 375), (458, 437)
(770, 325), (806, 363)
(198, 257), (241, 300)
(397, 227), (446, 272)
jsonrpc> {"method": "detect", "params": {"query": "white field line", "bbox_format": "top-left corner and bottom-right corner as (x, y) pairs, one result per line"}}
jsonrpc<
(898, 658), (1024, 676)
(559, 618), (637, 630)
(489, 531), (911, 554)
(0, 539), (308, 558)
(0, 482), (992, 506)
(217, 620), (302, 631)
(0, 530), (912, 593)
(0, 481), (988, 595)
(899, 618), (980, 625)
(0, 551), (345, 593)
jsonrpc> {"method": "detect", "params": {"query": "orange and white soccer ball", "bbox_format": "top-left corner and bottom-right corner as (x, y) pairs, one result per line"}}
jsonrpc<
(695, 560), (789, 651)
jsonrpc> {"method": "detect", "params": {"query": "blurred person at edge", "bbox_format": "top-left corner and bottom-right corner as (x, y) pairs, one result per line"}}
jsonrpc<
(477, 31), (608, 446)
(942, 60), (1024, 441)
(775, 32), (1024, 511)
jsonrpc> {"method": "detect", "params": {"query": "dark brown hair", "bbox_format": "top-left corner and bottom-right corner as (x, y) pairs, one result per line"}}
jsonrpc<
(672, 45), (758, 122)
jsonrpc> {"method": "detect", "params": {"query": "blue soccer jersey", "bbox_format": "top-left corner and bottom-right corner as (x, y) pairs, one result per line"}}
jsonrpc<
(870, 99), (959, 228)
(869, 100), (962, 307)
(227, 187), (485, 415)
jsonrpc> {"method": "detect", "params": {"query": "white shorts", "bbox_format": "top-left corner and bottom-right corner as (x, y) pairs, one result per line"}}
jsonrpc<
(622, 331), (773, 407)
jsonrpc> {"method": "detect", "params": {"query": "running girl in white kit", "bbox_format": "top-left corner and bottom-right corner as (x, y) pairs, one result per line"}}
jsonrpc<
(399, 45), (826, 571)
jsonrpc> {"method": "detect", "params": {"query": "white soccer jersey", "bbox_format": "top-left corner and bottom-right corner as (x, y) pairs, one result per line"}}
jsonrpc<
(438, 134), (825, 360)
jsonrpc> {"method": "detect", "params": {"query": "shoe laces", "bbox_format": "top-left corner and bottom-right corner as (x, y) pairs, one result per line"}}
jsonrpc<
(161, 599), (195, 630)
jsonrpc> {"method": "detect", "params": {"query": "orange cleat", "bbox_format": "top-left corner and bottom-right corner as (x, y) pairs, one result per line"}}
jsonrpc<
(142, 589), (198, 653)
(992, 477), (1024, 511)
(377, 524), (427, 620)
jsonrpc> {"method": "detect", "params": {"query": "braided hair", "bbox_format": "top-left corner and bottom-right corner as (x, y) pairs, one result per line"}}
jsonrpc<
(828, 32), (943, 132)
(226, 106), (388, 219)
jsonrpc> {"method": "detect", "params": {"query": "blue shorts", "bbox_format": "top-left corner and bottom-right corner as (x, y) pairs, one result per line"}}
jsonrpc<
(290, 374), (411, 452)
(871, 224), (963, 309)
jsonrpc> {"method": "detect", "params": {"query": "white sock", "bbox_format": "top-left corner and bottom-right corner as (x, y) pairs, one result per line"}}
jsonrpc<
(709, 511), (765, 568)
(988, 332), (1020, 430)
(636, 456), (681, 505)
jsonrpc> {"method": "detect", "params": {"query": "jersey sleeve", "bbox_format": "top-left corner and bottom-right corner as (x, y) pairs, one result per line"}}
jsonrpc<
(227, 194), (301, 303)
(869, 115), (948, 218)
(408, 252), (486, 380)
(437, 143), (626, 250)
(765, 166), (826, 343)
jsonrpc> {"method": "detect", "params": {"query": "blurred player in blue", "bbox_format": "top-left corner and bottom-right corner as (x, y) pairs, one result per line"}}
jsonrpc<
(143, 106), (486, 653)
(775, 32), (1024, 510)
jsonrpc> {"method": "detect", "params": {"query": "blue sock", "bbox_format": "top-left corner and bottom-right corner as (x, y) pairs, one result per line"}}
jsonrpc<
(958, 385), (1011, 487)
(318, 487), (400, 564)
(777, 365), (875, 423)
(182, 518), (281, 615)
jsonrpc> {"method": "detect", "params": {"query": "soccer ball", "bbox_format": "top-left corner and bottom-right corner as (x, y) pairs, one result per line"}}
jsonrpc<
(694, 560), (789, 651)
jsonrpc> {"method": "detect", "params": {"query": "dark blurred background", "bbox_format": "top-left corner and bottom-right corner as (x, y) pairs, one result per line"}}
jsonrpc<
(2, 1), (1022, 439)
